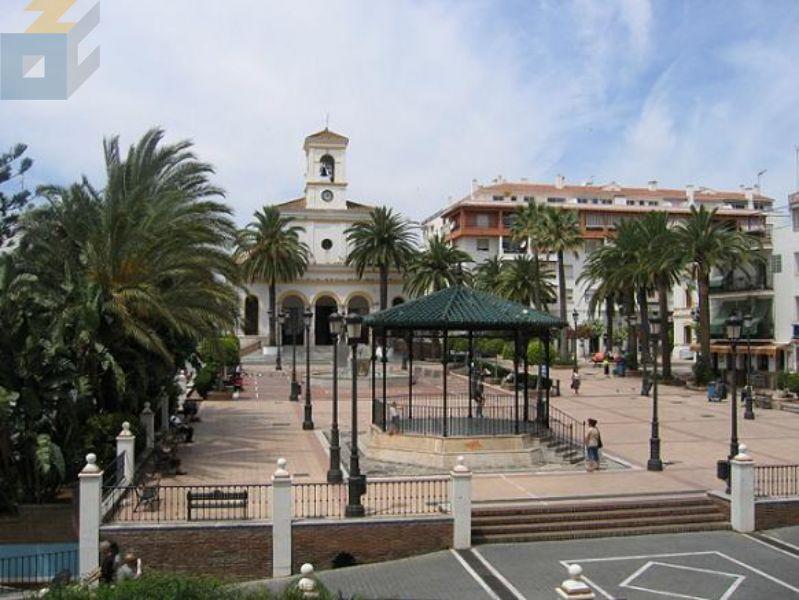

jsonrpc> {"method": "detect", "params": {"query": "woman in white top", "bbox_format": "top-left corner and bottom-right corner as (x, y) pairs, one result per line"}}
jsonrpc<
(584, 418), (601, 471)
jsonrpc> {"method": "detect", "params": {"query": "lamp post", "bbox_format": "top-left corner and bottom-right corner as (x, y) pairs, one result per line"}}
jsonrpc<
(327, 312), (344, 483)
(276, 311), (285, 371)
(345, 313), (366, 517)
(289, 310), (299, 402)
(725, 313), (743, 493)
(302, 309), (314, 430)
(572, 310), (579, 369)
(647, 311), (663, 471)
(743, 312), (755, 420)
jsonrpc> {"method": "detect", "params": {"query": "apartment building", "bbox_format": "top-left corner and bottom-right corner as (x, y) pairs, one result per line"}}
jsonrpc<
(772, 191), (799, 373)
(423, 176), (774, 367)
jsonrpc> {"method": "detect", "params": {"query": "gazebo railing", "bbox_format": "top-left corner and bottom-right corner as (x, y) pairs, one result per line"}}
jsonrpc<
(377, 393), (540, 437)
(546, 406), (585, 455)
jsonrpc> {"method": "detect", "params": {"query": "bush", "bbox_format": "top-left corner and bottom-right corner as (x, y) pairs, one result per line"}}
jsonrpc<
(692, 355), (715, 386)
(476, 338), (505, 357)
(82, 414), (142, 470)
(193, 365), (218, 399)
(777, 372), (799, 393)
(198, 335), (240, 368)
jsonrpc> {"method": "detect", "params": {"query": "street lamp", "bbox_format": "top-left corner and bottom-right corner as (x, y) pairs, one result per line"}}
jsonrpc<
(289, 310), (299, 402)
(724, 313), (743, 493)
(276, 311), (285, 371)
(743, 312), (755, 420)
(302, 308), (314, 430)
(327, 312), (344, 483)
(345, 312), (366, 517)
(647, 311), (664, 471)
(572, 310), (579, 369)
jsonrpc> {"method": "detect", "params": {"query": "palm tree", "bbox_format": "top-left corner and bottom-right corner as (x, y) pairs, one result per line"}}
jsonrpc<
(510, 201), (547, 309)
(236, 207), (310, 346)
(404, 233), (472, 297)
(498, 255), (556, 308)
(345, 206), (417, 310)
(676, 206), (759, 366)
(474, 256), (504, 292)
(540, 207), (582, 361)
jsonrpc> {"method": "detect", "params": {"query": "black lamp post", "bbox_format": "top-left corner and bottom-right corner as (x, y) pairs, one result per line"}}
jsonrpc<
(647, 311), (663, 471)
(743, 312), (755, 420)
(627, 312), (639, 371)
(275, 311), (285, 371)
(345, 312), (366, 517)
(572, 310), (579, 369)
(327, 312), (344, 483)
(723, 313), (743, 493)
(289, 310), (299, 402)
(302, 308), (314, 430)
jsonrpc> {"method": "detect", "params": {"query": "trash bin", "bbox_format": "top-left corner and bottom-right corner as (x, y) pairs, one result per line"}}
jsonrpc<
(707, 382), (716, 402)
(717, 459), (730, 482)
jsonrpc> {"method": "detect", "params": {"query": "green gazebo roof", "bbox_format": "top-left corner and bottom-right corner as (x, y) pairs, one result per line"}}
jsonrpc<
(363, 286), (564, 332)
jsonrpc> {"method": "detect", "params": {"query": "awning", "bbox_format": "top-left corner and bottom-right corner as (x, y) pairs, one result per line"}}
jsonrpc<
(692, 343), (788, 357)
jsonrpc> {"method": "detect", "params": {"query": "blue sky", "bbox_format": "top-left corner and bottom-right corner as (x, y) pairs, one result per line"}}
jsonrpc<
(1, 0), (798, 224)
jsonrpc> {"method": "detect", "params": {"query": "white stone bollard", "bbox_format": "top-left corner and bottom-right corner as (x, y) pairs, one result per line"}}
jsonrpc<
(140, 403), (155, 450)
(556, 564), (595, 599)
(451, 455), (472, 550)
(78, 454), (102, 578)
(731, 443), (755, 533)
(271, 457), (293, 578)
(116, 422), (135, 485)
(297, 563), (319, 598)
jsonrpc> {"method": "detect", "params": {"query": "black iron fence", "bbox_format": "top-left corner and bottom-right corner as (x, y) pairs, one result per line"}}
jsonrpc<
(755, 464), (799, 498)
(102, 483), (271, 523)
(102, 453), (126, 489)
(547, 406), (586, 456)
(0, 549), (77, 591)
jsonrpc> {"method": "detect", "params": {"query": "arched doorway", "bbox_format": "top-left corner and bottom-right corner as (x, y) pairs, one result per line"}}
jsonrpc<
(244, 295), (259, 335)
(315, 295), (338, 346)
(392, 296), (405, 306)
(281, 295), (305, 345)
(347, 295), (370, 344)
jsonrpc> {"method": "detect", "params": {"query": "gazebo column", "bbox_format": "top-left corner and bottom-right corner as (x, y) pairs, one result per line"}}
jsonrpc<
(442, 329), (449, 438)
(544, 330), (551, 428)
(407, 331), (414, 420)
(371, 334), (379, 429)
(381, 330), (388, 432)
(467, 331), (474, 419)
(523, 334), (530, 423)
(536, 333), (545, 427)
(514, 331), (520, 435)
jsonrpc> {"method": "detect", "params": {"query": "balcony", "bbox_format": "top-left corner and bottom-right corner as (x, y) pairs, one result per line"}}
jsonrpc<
(709, 298), (774, 340)
(709, 268), (772, 295)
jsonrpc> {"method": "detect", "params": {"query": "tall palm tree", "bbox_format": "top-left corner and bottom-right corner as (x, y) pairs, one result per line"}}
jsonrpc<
(540, 207), (582, 361)
(510, 201), (547, 310)
(474, 256), (504, 292)
(404, 234), (472, 297)
(676, 206), (759, 365)
(345, 206), (417, 310)
(498, 255), (556, 308)
(236, 207), (310, 346)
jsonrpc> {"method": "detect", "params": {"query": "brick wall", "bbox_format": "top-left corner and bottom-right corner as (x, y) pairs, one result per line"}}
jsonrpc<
(756, 499), (799, 530)
(101, 523), (272, 580)
(292, 517), (452, 572)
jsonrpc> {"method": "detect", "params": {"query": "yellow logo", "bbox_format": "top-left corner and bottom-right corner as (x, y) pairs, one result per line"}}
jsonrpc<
(26, 0), (77, 34)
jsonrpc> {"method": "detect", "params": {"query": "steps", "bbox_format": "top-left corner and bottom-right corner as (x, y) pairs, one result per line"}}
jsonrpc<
(472, 495), (729, 544)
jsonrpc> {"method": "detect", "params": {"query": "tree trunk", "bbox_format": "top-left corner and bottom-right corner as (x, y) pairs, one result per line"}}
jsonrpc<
(531, 245), (540, 310)
(268, 280), (276, 347)
(625, 289), (638, 369)
(557, 249), (569, 361)
(698, 271), (711, 361)
(379, 265), (388, 312)
(657, 275), (672, 378)
(605, 295), (614, 355)
(637, 287), (651, 364)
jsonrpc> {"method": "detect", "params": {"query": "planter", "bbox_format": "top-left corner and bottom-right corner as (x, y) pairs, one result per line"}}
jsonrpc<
(205, 390), (234, 401)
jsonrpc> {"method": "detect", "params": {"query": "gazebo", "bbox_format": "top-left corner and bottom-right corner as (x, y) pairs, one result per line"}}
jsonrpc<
(362, 286), (577, 468)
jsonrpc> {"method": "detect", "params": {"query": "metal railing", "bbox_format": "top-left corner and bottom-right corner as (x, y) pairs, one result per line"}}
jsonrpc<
(0, 549), (77, 590)
(102, 453), (126, 489)
(546, 406), (586, 455)
(102, 483), (271, 523)
(755, 464), (799, 498)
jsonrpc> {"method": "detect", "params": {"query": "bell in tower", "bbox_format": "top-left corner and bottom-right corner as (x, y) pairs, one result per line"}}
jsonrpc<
(320, 155), (335, 182)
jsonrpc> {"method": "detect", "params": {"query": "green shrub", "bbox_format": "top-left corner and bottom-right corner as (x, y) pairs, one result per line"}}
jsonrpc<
(692, 355), (715, 386)
(476, 338), (505, 357)
(198, 335), (240, 368)
(193, 365), (218, 399)
(81, 414), (142, 470)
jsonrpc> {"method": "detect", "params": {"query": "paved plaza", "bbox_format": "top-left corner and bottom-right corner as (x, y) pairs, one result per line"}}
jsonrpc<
(171, 360), (799, 503)
(250, 527), (799, 599)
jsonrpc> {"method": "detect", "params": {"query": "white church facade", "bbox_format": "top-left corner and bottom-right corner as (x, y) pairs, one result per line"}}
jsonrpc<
(241, 129), (407, 347)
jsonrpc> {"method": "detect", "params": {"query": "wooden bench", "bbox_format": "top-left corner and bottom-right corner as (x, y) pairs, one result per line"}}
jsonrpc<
(186, 489), (248, 521)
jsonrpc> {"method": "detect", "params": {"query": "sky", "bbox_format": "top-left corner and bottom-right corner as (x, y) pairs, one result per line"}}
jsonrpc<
(1, 0), (798, 225)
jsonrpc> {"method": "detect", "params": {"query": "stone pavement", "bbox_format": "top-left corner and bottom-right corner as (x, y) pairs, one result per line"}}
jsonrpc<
(172, 361), (799, 504)
(251, 527), (799, 599)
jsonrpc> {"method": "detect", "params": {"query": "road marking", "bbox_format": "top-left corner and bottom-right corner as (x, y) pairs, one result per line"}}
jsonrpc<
(618, 561), (745, 600)
(450, 549), (501, 600)
(745, 533), (799, 560)
(716, 551), (799, 594)
(470, 548), (526, 600)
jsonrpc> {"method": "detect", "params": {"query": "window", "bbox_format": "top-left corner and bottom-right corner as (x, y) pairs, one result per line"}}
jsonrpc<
(321, 238), (333, 250)
(792, 208), (799, 232)
(795, 296), (799, 320)
(684, 326), (692, 344)
(476, 238), (490, 252)
(510, 196), (517, 202)
(758, 355), (769, 371)
(771, 254), (782, 274)
(626, 200), (635, 206)
(523, 196), (535, 203)
(685, 290), (693, 308)
(547, 197), (565, 204)
(502, 213), (517, 228)
(795, 252), (799, 275)
(584, 239), (602, 254)
(492, 195), (504, 202)
(578, 198), (590, 204)
(586, 214), (604, 229)
(601, 199), (612, 205)
(475, 213), (491, 228)
(502, 237), (523, 254)
(647, 201), (659, 206)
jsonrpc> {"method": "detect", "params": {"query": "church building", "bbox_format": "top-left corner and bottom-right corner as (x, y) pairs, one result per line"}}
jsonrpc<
(242, 129), (407, 348)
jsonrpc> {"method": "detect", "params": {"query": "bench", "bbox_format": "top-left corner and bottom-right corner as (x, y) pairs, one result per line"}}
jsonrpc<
(186, 489), (248, 521)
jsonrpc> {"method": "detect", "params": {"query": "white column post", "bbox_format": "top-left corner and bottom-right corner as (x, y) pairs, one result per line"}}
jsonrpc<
(140, 402), (155, 450)
(556, 564), (595, 599)
(78, 454), (102, 579)
(731, 443), (755, 533)
(451, 455), (472, 550)
(116, 422), (135, 485)
(271, 457), (293, 577)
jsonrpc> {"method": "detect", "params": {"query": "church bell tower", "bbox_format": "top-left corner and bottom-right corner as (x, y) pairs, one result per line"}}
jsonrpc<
(304, 128), (349, 210)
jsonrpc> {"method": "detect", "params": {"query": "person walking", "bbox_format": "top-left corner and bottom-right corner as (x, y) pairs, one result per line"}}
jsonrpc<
(570, 368), (581, 395)
(602, 356), (610, 378)
(584, 418), (602, 472)
(388, 401), (400, 435)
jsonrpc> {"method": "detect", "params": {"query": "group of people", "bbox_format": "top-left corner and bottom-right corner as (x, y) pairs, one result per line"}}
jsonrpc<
(100, 540), (142, 585)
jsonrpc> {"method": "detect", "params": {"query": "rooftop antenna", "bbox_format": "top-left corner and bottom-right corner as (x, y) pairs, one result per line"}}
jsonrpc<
(324, 113), (329, 130)
(756, 169), (767, 191)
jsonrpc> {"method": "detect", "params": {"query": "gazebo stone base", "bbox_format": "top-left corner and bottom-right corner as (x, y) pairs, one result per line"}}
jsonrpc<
(366, 426), (546, 470)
